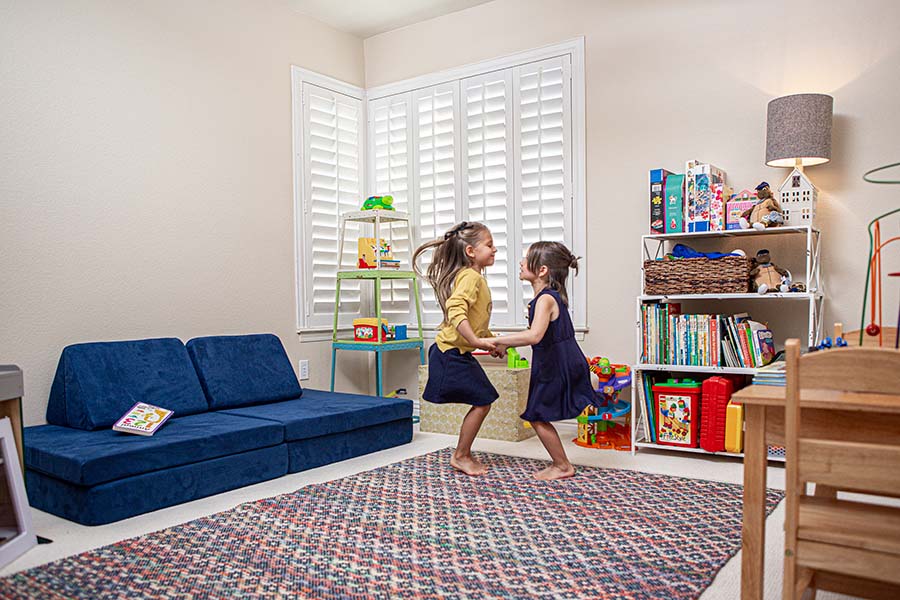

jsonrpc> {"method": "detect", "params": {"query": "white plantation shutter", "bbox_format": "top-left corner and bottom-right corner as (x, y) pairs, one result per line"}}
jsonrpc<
(514, 56), (572, 310)
(301, 82), (364, 327)
(361, 42), (583, 331)
(413, 83), (460, 325)
(369, 95), (413, 319)
(461, 70), (517, 326)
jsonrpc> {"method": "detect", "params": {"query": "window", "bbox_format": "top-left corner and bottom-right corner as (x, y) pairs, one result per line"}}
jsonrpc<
(292, 68), (365, 330)
(366, 39), (586, 330)
(293, 39), (586, 333)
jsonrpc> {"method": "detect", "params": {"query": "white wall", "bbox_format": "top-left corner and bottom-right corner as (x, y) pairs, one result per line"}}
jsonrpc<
(364, 0), (900, 394)
(3, 0), (899, 425)
(0, 0), (368, 425)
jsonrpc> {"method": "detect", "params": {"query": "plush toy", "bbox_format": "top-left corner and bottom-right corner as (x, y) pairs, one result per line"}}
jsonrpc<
(749, 249), (790, 294)
(739, 182), (784, 230)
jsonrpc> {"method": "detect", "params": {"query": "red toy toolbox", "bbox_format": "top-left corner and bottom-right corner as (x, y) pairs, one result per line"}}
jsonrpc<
(652, 379), (701, 447)
(699, 376), (734, 452)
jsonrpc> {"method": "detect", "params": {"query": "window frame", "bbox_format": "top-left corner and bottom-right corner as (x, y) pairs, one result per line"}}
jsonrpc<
(365, 38), (587, 331)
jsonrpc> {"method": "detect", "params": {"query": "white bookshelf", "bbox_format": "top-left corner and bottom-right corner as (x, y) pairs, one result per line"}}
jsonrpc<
(631, 226), (824, 462)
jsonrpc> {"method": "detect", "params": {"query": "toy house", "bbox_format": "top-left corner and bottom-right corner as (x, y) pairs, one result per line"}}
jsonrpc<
(777, 168), (816, 226)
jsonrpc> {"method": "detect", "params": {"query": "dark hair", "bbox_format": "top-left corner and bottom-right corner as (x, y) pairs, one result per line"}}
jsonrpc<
(526, 241), (579, 306)
(412, 221), (491, 323)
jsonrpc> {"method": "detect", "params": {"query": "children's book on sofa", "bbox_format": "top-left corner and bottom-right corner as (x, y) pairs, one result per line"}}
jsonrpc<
(112, 403), (174, 436)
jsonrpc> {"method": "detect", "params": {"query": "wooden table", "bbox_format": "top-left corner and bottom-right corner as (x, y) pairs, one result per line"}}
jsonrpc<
(733, 384), (900, 600)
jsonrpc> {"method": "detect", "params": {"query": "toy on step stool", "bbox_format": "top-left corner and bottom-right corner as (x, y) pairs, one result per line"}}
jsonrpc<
(575, 357), (632, 451)
(353, 318), (392, 342)
(361, 195), (395, 211)
(358, 237), (401, 269)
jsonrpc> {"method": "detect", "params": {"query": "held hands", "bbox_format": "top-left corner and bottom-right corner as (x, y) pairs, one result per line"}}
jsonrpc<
(490, 341), (508, 359)
(476, 337), (498, 352)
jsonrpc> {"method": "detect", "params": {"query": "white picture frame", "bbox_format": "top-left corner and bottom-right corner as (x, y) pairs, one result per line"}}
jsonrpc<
(0, 417), (36, 569)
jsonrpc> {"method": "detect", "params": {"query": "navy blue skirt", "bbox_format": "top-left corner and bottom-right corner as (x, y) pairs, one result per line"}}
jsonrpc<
(423, 344), (498, 407)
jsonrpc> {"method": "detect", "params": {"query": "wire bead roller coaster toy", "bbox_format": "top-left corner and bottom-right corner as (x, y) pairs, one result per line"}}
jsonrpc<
(858, 162), (900, 348)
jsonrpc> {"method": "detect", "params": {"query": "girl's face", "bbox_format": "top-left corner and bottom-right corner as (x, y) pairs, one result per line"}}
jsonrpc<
(519, 248), (545, 282)
(467, 231), (497, 268)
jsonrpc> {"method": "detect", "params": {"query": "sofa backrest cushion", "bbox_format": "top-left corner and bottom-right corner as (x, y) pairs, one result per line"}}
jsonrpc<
(46, 338), (210, 431)
(186, 334), (302, 410)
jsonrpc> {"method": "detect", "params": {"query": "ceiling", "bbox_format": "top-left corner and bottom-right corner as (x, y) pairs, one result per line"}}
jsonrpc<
(289, 0), (495, 38)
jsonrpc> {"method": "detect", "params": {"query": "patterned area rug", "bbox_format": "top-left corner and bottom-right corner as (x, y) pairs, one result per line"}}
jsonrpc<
(2, 448), (782, 599)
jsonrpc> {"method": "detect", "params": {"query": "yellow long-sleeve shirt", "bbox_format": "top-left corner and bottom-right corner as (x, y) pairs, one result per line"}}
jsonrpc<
(435, 267), (494, 353)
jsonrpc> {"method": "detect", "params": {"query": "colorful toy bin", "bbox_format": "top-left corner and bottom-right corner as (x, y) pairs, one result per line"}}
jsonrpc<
(652, 379), (701, 447)
(353, 318), (390, 343)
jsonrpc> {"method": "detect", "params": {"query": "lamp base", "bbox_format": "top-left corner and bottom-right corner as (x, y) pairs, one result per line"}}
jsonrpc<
(776, 167), (817, 228)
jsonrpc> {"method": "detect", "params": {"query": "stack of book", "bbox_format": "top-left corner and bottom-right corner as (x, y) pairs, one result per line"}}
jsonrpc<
(752, 360), (786, 386)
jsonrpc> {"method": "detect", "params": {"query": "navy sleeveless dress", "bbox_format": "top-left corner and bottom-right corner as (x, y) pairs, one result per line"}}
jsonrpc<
(520, 289), (596, 422)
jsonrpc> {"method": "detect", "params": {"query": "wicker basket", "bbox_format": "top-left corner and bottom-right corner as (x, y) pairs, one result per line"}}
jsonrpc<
(643, 256), (752, 295)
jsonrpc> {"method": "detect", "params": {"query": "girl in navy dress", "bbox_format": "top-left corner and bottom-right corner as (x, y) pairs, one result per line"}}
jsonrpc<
(413, 222), (499, 476)
(495, 241), (595, 480)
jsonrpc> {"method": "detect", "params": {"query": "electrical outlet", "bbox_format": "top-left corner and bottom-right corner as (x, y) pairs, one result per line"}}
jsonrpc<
(298, 359), (310, 380)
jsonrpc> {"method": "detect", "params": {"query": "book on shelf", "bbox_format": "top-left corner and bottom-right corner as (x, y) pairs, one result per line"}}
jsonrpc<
(640, 304), (775, 369)
(112, 402), (174, 436)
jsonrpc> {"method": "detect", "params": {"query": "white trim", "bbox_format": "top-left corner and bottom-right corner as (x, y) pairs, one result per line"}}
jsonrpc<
(570, 38), (587, 329)
(367, 38), (585, 100)
(291, 66), (365, 100)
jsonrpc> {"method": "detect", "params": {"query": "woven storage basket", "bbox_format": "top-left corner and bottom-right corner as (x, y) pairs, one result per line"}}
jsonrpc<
(643, 256), (751, 295)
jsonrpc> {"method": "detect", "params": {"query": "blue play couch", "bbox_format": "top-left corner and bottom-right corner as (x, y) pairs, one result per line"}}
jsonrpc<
(23, 334), (413, 525)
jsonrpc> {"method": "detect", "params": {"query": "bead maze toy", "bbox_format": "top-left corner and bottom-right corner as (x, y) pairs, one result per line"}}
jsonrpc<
(575, 357), (632, 451)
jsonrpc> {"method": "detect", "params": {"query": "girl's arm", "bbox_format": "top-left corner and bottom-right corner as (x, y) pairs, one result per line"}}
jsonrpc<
(456, 319), (496, 351)
(495, 294), (555, 348)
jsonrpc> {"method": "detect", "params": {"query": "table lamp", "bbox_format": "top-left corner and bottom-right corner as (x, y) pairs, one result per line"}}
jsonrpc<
(765, 93), (833, 226)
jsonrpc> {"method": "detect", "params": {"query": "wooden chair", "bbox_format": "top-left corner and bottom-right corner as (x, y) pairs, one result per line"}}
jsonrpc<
(783, 338), (900, 600)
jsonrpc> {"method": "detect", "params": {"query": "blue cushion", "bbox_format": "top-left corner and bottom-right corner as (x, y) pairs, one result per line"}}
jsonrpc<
(286, 418), (412, 473)
(46, 338), (209, 430)
(26, 444), (288, 526)
(25, 412), (283, 486)
(220, 388), (413, 441)
(186, 334), (302, 410)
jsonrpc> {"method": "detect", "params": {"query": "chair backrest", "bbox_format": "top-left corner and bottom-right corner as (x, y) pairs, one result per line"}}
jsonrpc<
(784, 338), (900, 497)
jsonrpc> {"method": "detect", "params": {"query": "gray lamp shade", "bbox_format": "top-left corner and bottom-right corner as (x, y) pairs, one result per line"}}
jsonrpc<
(766, 93), (833, 167)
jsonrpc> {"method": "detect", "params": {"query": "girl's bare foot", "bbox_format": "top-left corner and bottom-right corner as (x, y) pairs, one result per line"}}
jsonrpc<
(450, 454), (488, 476)
(534, 464), (575, 480)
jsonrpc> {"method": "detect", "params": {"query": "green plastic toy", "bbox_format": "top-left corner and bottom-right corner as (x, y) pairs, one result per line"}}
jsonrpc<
(361, 195), (395, 210)
(507, 347), (529, 369)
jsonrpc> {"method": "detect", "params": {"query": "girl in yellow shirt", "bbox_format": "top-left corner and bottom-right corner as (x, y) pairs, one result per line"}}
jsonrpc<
(413, 221), (499, 476)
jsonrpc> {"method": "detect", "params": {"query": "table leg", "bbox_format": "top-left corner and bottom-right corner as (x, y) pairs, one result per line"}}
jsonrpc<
(742, 404), (767, 600)
(330, 347), (337, 392)
(376, 351), (383, 397)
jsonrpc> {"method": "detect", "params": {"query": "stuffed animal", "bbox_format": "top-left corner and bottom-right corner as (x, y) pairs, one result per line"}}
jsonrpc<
(739, 182), (784, 230)
(749, 249), (790, 294)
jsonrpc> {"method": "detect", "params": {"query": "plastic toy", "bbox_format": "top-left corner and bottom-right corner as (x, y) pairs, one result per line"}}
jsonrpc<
(699, 377), (734, 453)
(353, 318), (391, 342)
(724, 399), (744, 453)
(809, 335), (848, 352)
(361, 195), (394, 211)
(507, 347), (529, 369)
(358, 237), (400, 269)
(575, 357), (632, 451)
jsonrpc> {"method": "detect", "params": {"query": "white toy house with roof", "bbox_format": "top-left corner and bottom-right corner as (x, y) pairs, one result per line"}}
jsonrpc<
(777, 167), (817, 226)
